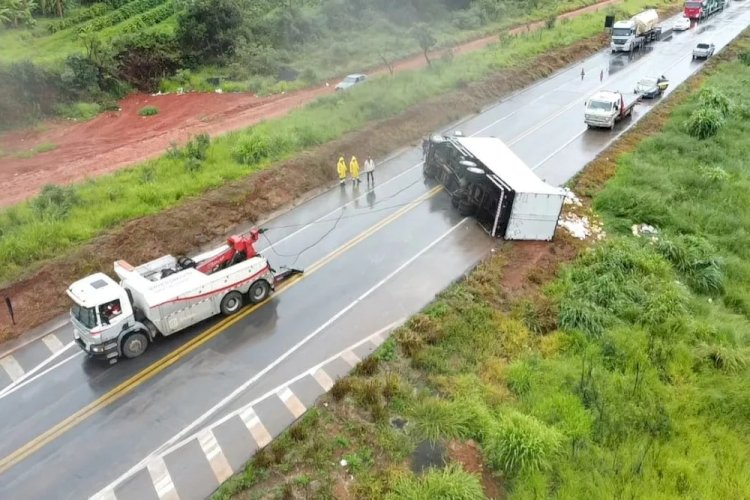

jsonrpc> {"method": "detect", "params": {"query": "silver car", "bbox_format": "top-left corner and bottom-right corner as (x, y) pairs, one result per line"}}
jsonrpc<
(335, 73), (367, 91)
(692, 42), (716, 60)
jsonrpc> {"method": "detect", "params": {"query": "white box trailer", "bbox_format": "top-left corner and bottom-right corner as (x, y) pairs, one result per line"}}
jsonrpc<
(423, 135), (565, 241)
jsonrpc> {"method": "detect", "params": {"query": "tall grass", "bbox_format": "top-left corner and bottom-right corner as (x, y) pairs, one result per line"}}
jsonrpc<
(0, 0), (670, 285)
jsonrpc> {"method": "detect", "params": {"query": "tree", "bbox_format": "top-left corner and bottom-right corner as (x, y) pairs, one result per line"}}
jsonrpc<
(0, 0), (35, 27)
(411, 23), (436, 67)
(175, 0), (245, 64)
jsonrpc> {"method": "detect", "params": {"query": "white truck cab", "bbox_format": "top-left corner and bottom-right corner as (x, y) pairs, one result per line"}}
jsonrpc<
(584, 91), (641, 130)
(611, 19), (638, 52)
(68, 272), (135, 361)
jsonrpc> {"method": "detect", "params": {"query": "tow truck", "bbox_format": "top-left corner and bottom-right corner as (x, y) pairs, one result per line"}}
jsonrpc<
(67, 228), (302, 363)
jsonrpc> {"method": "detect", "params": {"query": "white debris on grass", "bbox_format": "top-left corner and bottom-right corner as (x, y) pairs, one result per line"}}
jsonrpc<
(557, 188), (605, 241)
(631, 223), (659, 241)
(561, 187), (582, 207)
(339, 459), (348, 467)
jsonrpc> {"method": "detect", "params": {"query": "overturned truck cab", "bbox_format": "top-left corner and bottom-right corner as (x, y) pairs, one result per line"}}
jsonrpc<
(423, 135), (565, 241)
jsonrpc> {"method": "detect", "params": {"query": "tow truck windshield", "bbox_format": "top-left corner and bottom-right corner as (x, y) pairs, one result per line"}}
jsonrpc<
(72, 304), (98, 329)
(587, 100), (613, 111)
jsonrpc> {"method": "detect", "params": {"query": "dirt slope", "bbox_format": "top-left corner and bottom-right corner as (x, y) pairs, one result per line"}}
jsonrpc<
(0, 0), (622, 207)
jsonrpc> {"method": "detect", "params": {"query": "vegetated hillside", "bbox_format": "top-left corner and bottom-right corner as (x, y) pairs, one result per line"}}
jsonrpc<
(213, 33), (750, 499)
(0, 0), (605, 130)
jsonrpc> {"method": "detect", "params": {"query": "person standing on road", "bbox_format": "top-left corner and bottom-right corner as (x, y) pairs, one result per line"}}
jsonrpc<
(349, 155), (361, 185)
(580, 67), (585, 80)
(599, 69), (604, 82)
(337, 155), (347, 185)
(364, 155), (375, 185)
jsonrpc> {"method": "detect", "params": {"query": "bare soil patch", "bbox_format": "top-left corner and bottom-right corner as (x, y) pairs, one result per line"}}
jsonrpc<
(447, 439), (504, 500)
(0, 0), (624, 207)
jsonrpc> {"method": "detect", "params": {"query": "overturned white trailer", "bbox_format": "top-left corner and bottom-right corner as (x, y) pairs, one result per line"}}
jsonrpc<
(423, 136), (565, 241)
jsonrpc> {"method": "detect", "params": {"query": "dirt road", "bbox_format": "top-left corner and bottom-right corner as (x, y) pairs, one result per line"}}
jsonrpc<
(0, 0), (622, 208)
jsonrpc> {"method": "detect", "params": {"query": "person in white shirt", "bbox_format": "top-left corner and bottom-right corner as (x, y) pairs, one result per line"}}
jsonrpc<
(364, 155), (375, 185)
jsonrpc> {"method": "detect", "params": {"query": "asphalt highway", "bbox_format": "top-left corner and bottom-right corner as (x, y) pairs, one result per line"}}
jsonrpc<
(1, 4), (749, 498)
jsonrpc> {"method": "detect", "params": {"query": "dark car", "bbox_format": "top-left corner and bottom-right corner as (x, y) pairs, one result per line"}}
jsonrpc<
(634, 76), (669, 98)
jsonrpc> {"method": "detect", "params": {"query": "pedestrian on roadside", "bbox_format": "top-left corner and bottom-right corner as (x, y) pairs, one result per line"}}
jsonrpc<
(349, 155), (361, 185)
(580, 67), (585, 80)
(599, 69), (604, 82)
(364, 155), (375, 184)
(337, 155), (347, 185)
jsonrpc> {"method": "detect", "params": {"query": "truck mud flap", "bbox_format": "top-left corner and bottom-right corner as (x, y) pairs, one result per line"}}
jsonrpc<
(273, 268), (304, 286)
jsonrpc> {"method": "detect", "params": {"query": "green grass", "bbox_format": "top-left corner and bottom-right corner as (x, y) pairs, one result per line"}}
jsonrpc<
(138, 105), (159, 116)
(0, 0), (671, 285)
(14, 142), (58, 158)
(55, 101), (102, 121)
(214, 30), (750, 499)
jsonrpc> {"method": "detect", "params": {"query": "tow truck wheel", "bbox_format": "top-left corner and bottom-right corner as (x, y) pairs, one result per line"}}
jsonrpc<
(221, 291), (244, 315)
(122, 331), (148, 359)
(248, 280), (271, 304)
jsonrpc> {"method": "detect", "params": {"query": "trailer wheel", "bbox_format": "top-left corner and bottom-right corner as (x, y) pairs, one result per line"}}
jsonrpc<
(248, 280), (271, 304)
(221, 291), (244, 315)
(458, 200), (476, 217)
(122, 331), (148, 359)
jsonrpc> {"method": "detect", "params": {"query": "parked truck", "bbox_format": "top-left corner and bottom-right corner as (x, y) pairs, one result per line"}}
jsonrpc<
(67, 229), (302, 363)
(610, 9), (662, 53)
(683, 0), (727, 21)
(423, 135), (565, 241)
(584, 90), (642, 130)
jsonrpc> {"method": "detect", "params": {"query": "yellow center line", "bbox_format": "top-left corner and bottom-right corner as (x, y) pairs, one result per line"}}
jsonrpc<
(0, 184), (443, 475)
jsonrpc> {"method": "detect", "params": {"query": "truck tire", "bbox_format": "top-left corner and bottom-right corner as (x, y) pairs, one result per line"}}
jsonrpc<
(465, 167), (487, 184)
(122, 331), (148, 359)
(221, 291), (244, 315)
(248, 280), (271, 304)
(458, 200), (476, 217)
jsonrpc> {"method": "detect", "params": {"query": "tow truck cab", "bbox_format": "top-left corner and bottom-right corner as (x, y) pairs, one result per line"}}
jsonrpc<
(67, 273), (135, 362)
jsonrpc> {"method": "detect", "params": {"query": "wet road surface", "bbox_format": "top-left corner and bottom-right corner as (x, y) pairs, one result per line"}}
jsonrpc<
(1, 5), (750, 498)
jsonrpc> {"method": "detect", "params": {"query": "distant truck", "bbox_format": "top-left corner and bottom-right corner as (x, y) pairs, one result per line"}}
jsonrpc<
(67, 230), (302, 363)
(584, 91), (642, 130)
(423, 135), (565, 241)
(610, 9), (662, 53)
(683, 0), (727, 21)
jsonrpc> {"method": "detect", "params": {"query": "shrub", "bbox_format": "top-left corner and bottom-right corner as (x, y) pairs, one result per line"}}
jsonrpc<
(740, 50), (750, 65)
(385, 464), (484, 500)
(483, 410), (563, 476)
(138, 105), (159, 116)
(411, 398), (471, 442)
(31, 184), (80, 220)
(697, 86), (732, 117)
(184, 133), (210, 160)
(232, 133), (271, 165)
(685, 107), (724, 139)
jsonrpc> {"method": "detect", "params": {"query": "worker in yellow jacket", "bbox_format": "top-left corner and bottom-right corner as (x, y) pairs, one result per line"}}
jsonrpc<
(349, 155), (360, 185)
(337, 156), (347, 185)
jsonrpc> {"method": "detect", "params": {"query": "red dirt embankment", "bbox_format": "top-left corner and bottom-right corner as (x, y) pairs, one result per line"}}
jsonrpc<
(0, 0), (622, 207)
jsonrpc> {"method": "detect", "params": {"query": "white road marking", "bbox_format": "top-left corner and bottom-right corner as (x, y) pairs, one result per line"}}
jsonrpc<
(197, 429), (234, 483)
(277, 387), (306, 419)
(0, 356), (24, 382)
(340, 350), (361, 367)
(41, 333), (65, 354)
(147, 457), (179, 500)
(312, 368), (334, 391)
(92, 321), (405, 499)
(238, 407), (272, 448)
(0, 351), (82, 400)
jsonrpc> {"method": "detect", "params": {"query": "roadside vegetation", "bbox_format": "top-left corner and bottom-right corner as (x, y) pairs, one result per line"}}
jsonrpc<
(0, 0), (616, 130)
(0, 0), (674, 286)
(213, 31), (750, 499)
